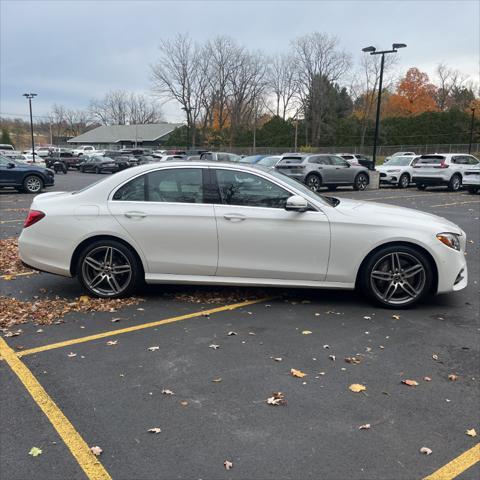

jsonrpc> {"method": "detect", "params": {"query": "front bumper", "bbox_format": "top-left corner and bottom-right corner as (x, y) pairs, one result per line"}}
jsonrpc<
(379, 172), (399, 184)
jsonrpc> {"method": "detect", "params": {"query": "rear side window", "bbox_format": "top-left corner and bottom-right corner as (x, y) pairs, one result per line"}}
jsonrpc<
(113, 175), (146, 201)
(416, 156), (445, 165)
(340, 155), (354, 160)
(278, 157), (303, 165)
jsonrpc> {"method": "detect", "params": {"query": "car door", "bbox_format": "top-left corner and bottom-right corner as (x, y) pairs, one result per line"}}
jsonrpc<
(309, 155), (335, 183)
(0, 157), (20, 185)
(329, 156), (352, 183)
(212, 167), (330, 281)
(108, 167), (218, 276)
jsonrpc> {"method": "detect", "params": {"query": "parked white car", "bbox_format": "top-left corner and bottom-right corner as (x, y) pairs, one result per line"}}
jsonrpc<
(377, 156), (418, 188)
(462, 164), (480, 194)
(412, 154), (480, 191)
(384, 151), (416, 164)
(19, 162), (467, 308)
(72, 145), (96, 157)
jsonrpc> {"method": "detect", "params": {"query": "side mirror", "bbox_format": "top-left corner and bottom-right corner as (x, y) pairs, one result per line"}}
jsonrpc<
(7, 162), (15, 169)
(285, 195), (309, 212)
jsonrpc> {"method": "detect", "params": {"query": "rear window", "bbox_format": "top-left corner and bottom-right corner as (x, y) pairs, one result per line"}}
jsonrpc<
(340, 155), (354, 160)
(278, 157), (304, 165)
(416, 155), (445, 165)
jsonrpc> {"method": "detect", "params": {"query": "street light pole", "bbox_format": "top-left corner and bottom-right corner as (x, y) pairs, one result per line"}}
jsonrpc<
(468, 107), (476, 154)
(23, 93), (37, 163)
(362, 44), (406, 166)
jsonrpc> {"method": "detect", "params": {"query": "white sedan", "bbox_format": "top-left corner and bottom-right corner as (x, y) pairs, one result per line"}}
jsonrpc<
(377, 156), (417, 188)
(19, 162), (468, 308)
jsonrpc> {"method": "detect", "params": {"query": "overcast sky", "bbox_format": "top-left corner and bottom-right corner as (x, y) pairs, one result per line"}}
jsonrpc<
(1, 0), (479, 123)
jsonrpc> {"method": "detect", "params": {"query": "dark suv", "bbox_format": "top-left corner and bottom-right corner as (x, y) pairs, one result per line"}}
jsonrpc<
(0, 155), (54, 193)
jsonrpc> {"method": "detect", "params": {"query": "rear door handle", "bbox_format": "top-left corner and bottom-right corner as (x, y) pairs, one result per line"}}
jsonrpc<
(223, 213), (246, 222)
(124, 211), (147, 218)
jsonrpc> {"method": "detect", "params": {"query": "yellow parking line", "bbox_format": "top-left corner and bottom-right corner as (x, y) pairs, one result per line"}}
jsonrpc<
(1, 271), (37, 279)
(430, 200), (480, 208)
(17, 297), (272, 358)
(423, 443), (480, 480)
(0, 337), (111, 480)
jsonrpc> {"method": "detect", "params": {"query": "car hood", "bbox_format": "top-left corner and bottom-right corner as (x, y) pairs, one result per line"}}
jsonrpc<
(334, 197), (462, 233)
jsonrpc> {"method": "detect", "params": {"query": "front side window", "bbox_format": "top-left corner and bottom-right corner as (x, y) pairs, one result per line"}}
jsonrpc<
(329, 156), (349, 166)
(215, 169), (291, 208)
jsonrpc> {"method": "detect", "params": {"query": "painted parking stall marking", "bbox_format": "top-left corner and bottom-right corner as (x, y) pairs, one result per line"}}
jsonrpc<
(423, 443), (480, 480)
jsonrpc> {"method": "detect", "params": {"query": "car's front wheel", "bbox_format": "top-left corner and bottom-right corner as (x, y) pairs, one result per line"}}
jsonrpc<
(353, 173), (369, 191)
(398, 173), (410, 189)
(22, 175), (43, 194)
(359, 245), (433, 308)
(77, 240), (142, 298)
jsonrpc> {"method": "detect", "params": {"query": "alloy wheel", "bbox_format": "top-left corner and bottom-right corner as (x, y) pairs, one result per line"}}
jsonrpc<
(399, 174), (409, 188)
(370, 252), (426, 306)
(81, 246), (132, 296)
(307, 175), (320, 192)
(25, 176), (42, 193)
(356, 174), (368, 191)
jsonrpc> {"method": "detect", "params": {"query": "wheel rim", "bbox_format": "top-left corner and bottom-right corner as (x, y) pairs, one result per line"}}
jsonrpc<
(357, 175), (368, 190)
(81, 246), (132, 296)
(452, 176), (461, 190)
(370, 252), (426, 306)
(26, 177), (41, 192)
(400, 175), (409, 188)
(307, 176), (320, 191)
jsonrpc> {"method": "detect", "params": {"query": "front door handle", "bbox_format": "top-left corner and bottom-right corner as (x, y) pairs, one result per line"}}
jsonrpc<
(124, 211), (147, 218)
(223, 213), (246, 222)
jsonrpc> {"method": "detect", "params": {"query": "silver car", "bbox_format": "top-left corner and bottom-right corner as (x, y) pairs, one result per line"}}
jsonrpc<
(275, 153), (370, 191)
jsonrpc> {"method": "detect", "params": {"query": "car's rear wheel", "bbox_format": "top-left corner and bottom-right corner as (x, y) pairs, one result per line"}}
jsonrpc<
(353, 173), (368, 191)
(95, 166), (101, 174)
(398, 173), (410, 189)
(306, 173), (322, 192)
(359, 245), (433, 308)
(448, 174), (462, 192)
(77, 240), (142, 298)
(22, 175), (43, 194)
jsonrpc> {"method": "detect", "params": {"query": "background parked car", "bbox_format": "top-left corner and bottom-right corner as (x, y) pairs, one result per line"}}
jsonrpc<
(200, 151), (242, 162)
(235, 154), (267, 164)
(384, 151), (416, 164)
(377, 155), (418, 188)
(46, 151), (83, 170)
(79, 157), (119, 173)
(412, 153), (479, 191)
(72, 145), (97, 156)
(460, 164), (479, 194)
(255, 155), (282, 169)
(0, 144), (15, 153)
(276, 153), (370, 191)
(338, 153), (375, 170)
(0, 154), (54, 193)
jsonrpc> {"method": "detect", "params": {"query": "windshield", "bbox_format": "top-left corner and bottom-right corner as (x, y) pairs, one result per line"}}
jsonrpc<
(267, 168), (338, 207)
(384, 156), (413, 166)
(257, 156), (280, 167)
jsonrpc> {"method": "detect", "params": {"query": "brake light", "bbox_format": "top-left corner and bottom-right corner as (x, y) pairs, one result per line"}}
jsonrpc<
(24, 210), (45, 228)
(440, 161), (449, 169)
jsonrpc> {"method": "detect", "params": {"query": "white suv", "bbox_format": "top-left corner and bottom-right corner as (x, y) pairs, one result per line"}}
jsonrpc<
(463, 164), (480, 194)
(72, 145), (96, 157)
(412, 154), (480, 191)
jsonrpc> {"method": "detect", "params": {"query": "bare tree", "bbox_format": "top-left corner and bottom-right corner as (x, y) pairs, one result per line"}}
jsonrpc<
(292, 32), (351, 145)
(435, 63), (467, 111)
(127, 93), (163, 124)
(267, 53), (298, 119)
(151, 33), (203, 145)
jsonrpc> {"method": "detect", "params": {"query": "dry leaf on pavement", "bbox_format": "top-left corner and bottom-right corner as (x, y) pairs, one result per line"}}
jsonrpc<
(180, 401), (188, 406)
(106, 340), (118, 346)
(290, 368), (307, 378)
(67, 352), (77, 358)
(28, 447), (42, 457)
(212, 378), (222, 383)
(148, 428), (161, 434)
(302, 330), (312, 335)
(147, 346), (160, 351)
(358, 424), (371, 430)
(162, 389), (174, 395)
(349, 384), (367, 393)
(448, 374), (458, 381)
(466, 429), (477, 437)
(345, 356), (362, 365)
(90, 446), (103, 456)
(329, 355), (336, 361)
(227, 331), (237, 336)
(266, 392), (286, 406)
(420, 447), (432, 455)
(209, 344), (220, 350)
(402, 379), (419, 386)
(392, 314), (401, 320)
(224, 460), (233, 470)
(424, 376), (432, 382)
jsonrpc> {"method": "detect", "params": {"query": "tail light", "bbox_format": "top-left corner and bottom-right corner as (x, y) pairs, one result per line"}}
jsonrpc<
(440, 160), (449, 169)
(24, 210), (45, 228)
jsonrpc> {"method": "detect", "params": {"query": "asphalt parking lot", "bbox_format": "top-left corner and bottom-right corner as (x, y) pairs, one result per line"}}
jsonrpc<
(1, 172), (479, 480)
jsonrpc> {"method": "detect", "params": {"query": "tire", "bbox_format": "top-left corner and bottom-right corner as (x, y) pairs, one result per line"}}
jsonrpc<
(95, 167), (101, 174)
(22, 175), (43, 194)
(359, 244), (433, 309)
(327, 185), (337, 191)
(398, 173), (410, 189)
(353, 173), (369, 191)
(77, 239), (143, 298)
(447, 174), (462, 192)
(306, 173), (322, 192)
(467, 186), (479, 194)
(417, 184), (427, 191)
(80, 166), (85, 173)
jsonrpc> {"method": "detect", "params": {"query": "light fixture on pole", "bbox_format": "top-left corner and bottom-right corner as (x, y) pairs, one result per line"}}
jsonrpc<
(362, 43), (406, 166)
(23, 93), (37, 163)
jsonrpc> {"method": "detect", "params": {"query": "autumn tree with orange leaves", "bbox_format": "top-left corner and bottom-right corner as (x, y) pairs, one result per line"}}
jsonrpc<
(384, 67), (438, 117)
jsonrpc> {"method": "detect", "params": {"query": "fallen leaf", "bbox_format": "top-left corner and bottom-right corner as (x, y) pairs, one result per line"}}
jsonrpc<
(224, 460), (233, 470)
(28, 447), (42, 457)
(345, 356), (362, 365)
(432, 354), (439, 361)
(466, 429), (477, 437)
(90, 446), (103, 456)
(402, 379), (419, 386)
(323, 344), (330, 349)
(358, 423), (371, 430)
(106, 340), (118, 346)
(420, 447), (432, 455)
(111, 318), (122, 323)
(162, 389), (174, 395)
(147, 346), (160, 352)
(392, 314), (401, 320)
(271, 357), (283, 362)
(67, 352), (77, 358)
(3, 275), (13, 281)
(79, 295), (90, 303)
(424, 376), (432, 382)
(290, 368), (307, 378)
(209, 344), (220, 350)
(329, 355), (336, 361)
(148, 427), (161, 434)
(302, 330), (312, 335)
(212, 378), (222, 383)
(227, 331), (237, 336)
(266, 391), (286, 406)
(448, 374), (458, 381)
(180, 401), (188, 406)
(349, 384), (367, 393)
